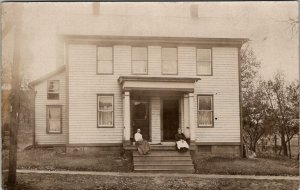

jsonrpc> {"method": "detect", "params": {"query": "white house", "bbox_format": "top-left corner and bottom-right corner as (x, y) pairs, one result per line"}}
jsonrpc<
(30, 35), (245, 159)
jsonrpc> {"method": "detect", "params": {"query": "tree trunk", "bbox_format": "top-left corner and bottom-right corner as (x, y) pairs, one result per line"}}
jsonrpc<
(288, 139), (292, 159)
(280, 132), (288, 156)
(7, 4), (23, 189)
(274, 134), (277, 154)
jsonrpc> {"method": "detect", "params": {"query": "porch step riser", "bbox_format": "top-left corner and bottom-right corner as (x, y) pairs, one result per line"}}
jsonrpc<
(133, 151), (191, 156)
(134, 161), (193, 165)
(134, 170), (194, 174)
(134, 165), (194, 170)
(133, 157), (192, 161)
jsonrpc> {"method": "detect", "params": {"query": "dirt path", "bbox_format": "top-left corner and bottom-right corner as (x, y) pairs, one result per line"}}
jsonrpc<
(15, 169), (300, 181)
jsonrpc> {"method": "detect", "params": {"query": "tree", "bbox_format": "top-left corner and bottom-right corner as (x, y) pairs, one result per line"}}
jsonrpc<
(263, 72), (299, 158)
(240, 42), (264, 152)
(242, 80), (269, 152)
(240, 42), (261, 89)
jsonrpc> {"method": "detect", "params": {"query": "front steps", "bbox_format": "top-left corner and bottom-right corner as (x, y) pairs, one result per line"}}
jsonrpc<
(132, 150), (195, 173)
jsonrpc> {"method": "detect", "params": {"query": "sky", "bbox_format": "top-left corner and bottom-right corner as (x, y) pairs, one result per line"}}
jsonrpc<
(2, 2), (299, 81)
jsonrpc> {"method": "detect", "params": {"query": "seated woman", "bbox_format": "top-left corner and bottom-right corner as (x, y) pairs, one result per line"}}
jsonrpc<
(175, 128), (189, 152)
(134, 129), (151, 155)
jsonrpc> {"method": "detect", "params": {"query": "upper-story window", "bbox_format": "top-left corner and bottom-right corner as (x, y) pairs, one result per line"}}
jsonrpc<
(47, 80), (59, 100)
(97, 47), (113, 74)
(132, 47), (148, 74)
(162, 47), (177, 74)
(197, 49), (212, 75)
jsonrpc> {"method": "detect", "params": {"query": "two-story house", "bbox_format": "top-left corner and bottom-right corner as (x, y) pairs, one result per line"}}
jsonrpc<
(30, 35), (246, 172)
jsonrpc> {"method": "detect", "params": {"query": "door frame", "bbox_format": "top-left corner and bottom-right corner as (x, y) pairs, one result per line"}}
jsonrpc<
(130, 96), (151, 142)
(160, 96), (181, 142)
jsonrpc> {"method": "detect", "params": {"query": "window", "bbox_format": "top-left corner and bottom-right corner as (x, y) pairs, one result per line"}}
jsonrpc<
(46, 106), (62, 133)
(162, 47), (177, 74)
(197, 49), (212, 75)
(97, 95), (114, 127)
(132, 47), (147, 74)
(97, 47), (113, 74)
(197, 95), (213, 127)
(47, 80), (59, 100)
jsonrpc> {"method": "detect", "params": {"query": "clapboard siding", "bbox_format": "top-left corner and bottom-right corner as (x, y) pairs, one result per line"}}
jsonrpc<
(151, 97), (161, 143)
(194, 47), (240, 143)
(67, 44), (240, 144)
(68, 45), (126, 144)
(35, 72), (67, 144)
(178, 47), (197, 76)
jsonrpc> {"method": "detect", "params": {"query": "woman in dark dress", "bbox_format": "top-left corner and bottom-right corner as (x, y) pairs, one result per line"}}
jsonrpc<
(175, 128), (189, 152)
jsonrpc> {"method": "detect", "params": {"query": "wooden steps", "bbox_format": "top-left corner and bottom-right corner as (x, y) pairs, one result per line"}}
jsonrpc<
(133, 150), (195, 173)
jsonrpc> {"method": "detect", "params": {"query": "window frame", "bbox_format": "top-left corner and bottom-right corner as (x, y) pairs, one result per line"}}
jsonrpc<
(46, 105), (63, 134)
(96, 46), (114, 75)
(131, 46), (148, 75)
(196, 48), (213, 76)
(197, 95), (214, 128)
(161, 47), (178, 75)
(97, 94), (114, 128)
(47, 80), (60, 100)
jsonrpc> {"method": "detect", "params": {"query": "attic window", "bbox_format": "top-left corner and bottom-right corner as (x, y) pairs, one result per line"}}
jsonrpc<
(47, 80), (59, 100)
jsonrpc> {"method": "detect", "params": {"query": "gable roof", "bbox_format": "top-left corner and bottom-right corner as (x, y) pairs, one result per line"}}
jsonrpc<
(29, 65), (66, 87)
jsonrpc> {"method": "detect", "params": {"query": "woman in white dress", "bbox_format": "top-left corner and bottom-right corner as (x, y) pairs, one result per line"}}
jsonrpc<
(175, 128), (189, 152)
(134, 129), (151, 155)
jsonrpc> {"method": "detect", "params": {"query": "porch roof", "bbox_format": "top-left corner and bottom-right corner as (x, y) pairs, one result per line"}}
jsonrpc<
(118, 76), (200, 92)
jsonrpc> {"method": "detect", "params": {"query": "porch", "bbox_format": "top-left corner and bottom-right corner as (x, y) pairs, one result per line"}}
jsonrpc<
(118, 76), (201, 147)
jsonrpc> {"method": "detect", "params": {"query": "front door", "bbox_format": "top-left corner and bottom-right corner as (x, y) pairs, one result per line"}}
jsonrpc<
(131, 99), (150, 141)
(162, 99), (179, 141)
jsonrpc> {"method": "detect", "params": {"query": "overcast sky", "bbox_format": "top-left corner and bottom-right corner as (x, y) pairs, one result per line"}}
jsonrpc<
(3, 2), (299, 81)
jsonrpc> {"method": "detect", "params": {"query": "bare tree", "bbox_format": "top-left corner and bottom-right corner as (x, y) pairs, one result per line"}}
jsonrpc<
(263, 72), (299, 158)
(242, 80), (269, 152)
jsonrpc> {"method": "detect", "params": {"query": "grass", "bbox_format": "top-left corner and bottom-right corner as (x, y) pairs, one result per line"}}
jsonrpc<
(194, 156), (299, 176)
(2, 129), (299, 177)
(2, 173), (299, 190)
(2, 148), (132, 172)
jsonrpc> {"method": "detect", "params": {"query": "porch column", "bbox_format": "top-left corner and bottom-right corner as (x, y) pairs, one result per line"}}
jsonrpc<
(123, 91), (131, 145)
(183, 94), (190, 138)
(188, 93), (196, 142)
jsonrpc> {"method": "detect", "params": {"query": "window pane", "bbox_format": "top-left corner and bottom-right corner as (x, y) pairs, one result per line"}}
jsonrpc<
(48, 93), (59, 100)
(132, 47), (147, 60)
(198, 111), (212, 126)
(162, 60), (177, 74)
(98, 47), (112, 61)
(197, 49), (212, 75)
(198, 96), (212, 110)
(162, 48), (177, 61)
(197, 49), (211, 61)
(99, 111), (113, 126)
(132, 61), (147, 74)
(197, 61), (211, 75)
(98, 61), (112, 73)
(49, 107), (61, 119)
(48, 107), (61, 133)
(49, 120), (61, 132)
(98, 96), (113, 110)
(48, 81), (59, 93)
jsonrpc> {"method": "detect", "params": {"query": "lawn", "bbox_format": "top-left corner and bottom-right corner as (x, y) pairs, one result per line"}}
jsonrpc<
(2, 148), (132, 172)
(2, 147), (298, 176)
(2, 173), (299, 190)
(194, 156), (299, 176)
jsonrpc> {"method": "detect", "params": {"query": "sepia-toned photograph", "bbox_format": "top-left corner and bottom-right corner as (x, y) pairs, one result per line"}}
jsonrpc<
(1, 2), (299, 189)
